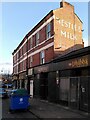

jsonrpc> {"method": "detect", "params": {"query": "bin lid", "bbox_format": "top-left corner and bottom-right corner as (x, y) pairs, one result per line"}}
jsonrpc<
(14, 89), (28, 95)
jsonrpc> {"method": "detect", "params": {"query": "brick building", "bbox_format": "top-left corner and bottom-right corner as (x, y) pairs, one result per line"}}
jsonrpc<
(12, 1), (84, 93)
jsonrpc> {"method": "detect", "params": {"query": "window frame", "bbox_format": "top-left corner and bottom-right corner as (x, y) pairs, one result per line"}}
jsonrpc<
(40, 50), (45, 64)
(46, 23), (51, 39)
(36, 31), (39, 46)
(30, 37), (33, 49)
(30, 56), (33, 67)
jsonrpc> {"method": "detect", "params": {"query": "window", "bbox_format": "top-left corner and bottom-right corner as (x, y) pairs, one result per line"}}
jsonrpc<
(21, 47), (23, 56)
(13, 56), (15, 64)
(30, 56), (33, 67)
(30, 37), (33, 49)
(18, 50), (20, 58)
(16, 53), (17, 61)
(40, 50), (45, 64)
(35, 32), (39, 46)
(22, 61), (24, 70)
(16, 65), (18, 73)
(46, 23), (51, 39)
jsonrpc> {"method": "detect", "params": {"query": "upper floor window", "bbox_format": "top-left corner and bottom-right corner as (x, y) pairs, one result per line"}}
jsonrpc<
(22, 61), (24, 70)
(13, 56), (15, 64)
(40, 50), (45, 64)
(46, 23), (51, 39)
(16, 53), (18, 61)
(30, 37), (33, 49)
(35, 32), (39, 46)
(30, 56), (33, 67)
(16, 65), (18, 73)
(18, 50), (20, 58)
(21, 47), (23, 56)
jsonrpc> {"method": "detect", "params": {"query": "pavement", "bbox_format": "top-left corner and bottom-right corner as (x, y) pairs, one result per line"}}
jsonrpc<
(29, 98), (89, 119)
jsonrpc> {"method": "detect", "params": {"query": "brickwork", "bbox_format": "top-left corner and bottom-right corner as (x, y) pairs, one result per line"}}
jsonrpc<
(12, 1), (84, 75)
(54, 2), (83, 56)
(45, 46), (54, 62)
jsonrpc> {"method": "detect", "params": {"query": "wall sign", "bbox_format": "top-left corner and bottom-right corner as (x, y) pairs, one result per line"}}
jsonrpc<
(57, 19), (81, 40)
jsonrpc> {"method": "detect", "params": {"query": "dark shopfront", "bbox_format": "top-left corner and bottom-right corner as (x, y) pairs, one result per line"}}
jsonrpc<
(57, 68), (90, 112)
(33, 46), (90, 113)
(12, 73), (25, 89)
(12, 75), (18, 89)
(18, 72), (27, 89)
(49, 47), (90, 113)
(34, 65), (49, 100)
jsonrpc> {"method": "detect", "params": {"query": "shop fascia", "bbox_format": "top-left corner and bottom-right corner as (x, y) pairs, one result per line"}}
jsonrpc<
(68, 56), (88, 68)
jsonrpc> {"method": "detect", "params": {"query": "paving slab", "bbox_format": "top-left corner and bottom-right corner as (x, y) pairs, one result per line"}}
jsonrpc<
(29, 98), (89, 118)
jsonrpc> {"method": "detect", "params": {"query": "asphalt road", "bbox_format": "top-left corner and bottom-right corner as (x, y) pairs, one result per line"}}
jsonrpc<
(1, 98), (39, 119)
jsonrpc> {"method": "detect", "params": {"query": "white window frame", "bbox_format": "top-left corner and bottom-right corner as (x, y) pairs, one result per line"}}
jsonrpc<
(36, 31), (39, 46)
(30, 56), (33, 67)
(16, 65), (18, 73)
(22, 61), (24, 70)
(30, 37), (33, 49)
(46, 23), (51, 39)
(40, 50), (45, 64)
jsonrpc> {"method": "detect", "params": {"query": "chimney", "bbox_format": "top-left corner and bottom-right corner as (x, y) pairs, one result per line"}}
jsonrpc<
(60, 0), (74, 12)
(60, 0), (65, 8)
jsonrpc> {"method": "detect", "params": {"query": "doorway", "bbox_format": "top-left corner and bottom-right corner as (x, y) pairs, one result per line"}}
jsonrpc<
(40, 73), (48, 100)
(69, 77), (79, 109)
(69, 76), (89, 112)
(79, 77), (88, 112)
(30, 80), (33, 98)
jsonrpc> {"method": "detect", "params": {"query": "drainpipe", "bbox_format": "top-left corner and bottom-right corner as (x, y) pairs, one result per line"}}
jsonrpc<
(26, 35), (29, 93)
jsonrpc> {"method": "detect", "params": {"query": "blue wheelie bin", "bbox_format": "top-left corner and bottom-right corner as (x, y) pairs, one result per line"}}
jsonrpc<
(9, 89), (30, 112)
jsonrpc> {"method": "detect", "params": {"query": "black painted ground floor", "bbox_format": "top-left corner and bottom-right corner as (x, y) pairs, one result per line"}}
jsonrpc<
(13, 71), (90, 113)
(33, 69), (90, 112)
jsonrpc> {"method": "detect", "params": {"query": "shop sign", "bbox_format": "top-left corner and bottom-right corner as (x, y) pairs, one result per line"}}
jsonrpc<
(35, 66), (49, 73)
(68, 56), (88, 68)
(38, 66), (48, 73)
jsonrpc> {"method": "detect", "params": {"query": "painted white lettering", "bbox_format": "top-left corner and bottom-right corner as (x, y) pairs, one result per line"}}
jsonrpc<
(67, 32), (70, 39)
(74, 35), (77, 40)
(70, 33), (74, 40)
(69, 33), (77, 40)
(68, 22), (71, 28)
(61, 30), (66, 38)
(78, 26), (81, 32)
(71, 24), (74, 30)
(74, 24), (77, 31)
(64, 21), (68, 28)
(58, 18), (81, 33)
(61, 20), (64, 26)
(60, 30), (77, 40)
